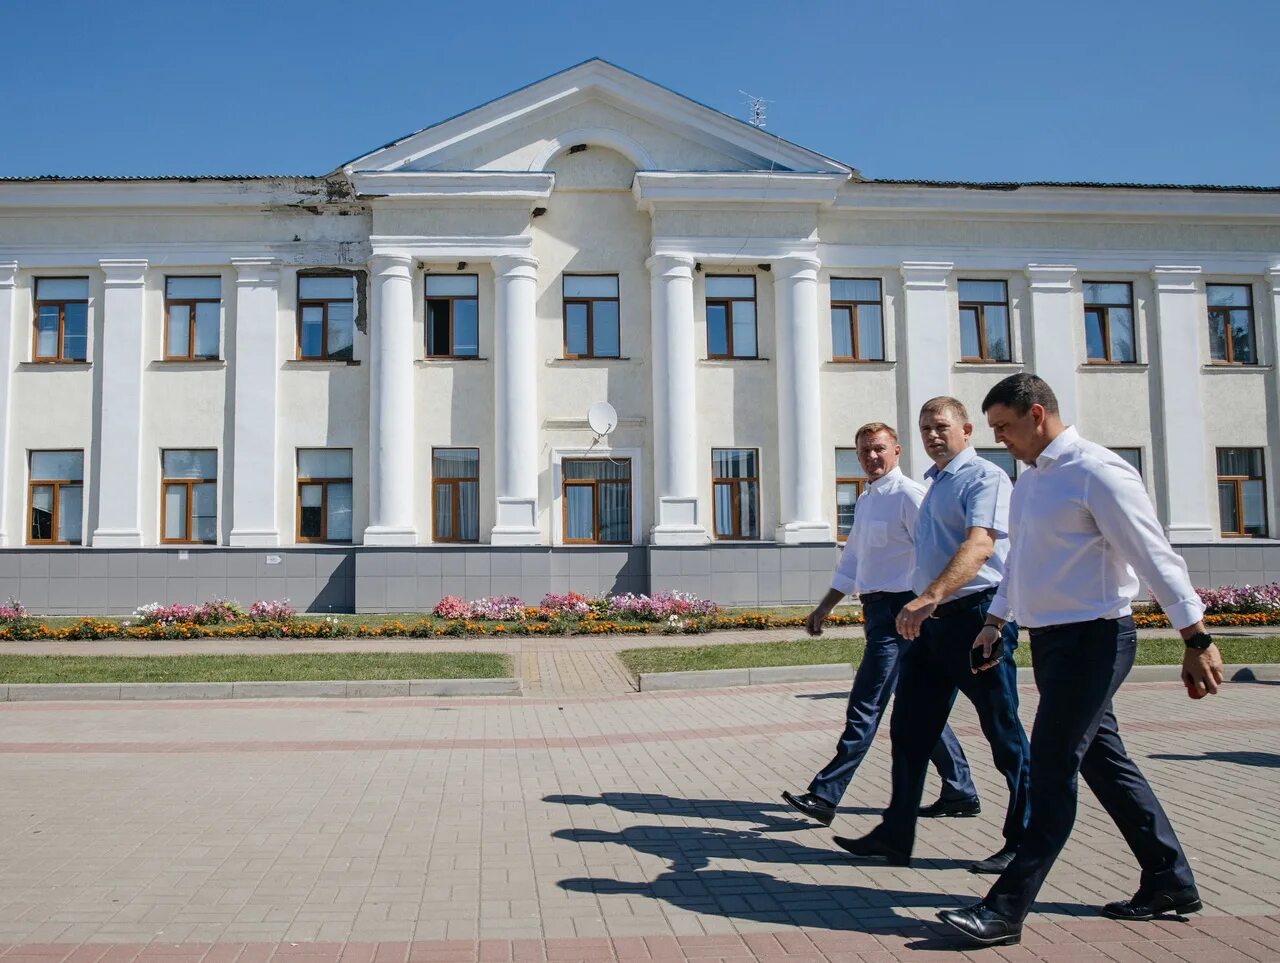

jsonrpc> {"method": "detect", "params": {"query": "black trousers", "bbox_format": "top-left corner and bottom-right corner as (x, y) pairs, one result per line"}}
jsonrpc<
(985, 616), (1196, 921)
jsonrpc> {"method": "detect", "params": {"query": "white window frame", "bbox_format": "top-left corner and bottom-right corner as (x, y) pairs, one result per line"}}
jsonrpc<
(550, 447), (643, 546)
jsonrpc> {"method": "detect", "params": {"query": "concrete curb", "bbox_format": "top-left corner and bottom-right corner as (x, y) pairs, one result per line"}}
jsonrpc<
(637, 663), (1278, 691)
(0, 678), (521, 702)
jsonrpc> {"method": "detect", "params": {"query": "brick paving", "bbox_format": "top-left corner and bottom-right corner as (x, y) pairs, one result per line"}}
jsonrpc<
(0, 676), (1275, 959)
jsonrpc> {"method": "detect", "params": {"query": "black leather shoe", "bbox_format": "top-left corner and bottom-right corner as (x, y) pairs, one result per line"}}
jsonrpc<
(832, 832), (912, 867)
(969, 846), (1017, 874)
(937, 902), (1021, 946)
(1103, 885), (1202, 921)
(919, 795), (982, 818)
(781, 791), (836, 827)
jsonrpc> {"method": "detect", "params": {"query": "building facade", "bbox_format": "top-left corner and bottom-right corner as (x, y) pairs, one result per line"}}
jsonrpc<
(3, 60), (1280, 613)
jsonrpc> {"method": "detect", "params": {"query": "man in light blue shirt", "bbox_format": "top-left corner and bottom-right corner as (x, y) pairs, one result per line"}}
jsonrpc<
(834, 397), (1030, 875)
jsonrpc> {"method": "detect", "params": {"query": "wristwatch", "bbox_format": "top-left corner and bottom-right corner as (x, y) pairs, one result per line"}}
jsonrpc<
(1184, 631), (1214, 650)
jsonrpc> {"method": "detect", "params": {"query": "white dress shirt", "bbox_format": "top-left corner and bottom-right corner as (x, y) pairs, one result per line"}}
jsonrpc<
(831, 466), (925, 596)
(988, 427), (1205, 631)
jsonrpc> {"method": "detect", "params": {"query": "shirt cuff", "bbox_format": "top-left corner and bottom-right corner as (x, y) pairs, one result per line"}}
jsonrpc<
(1164, 597), (1206, 633)
(831, 573), (856, 596)
(987, 595), (1013, 623)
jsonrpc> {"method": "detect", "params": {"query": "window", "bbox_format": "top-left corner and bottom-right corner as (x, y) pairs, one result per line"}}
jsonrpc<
(835, 448), (868, 541)
(426, 275), (478, 358)
(830, 279), (884, 361)
(432, 448), (479, 542)
(1110, 448), (1143, 476)
(297, 275), (355, 361)
(33, 278), (89, 362)
(705, 276), (757, 359)
(161, 450), (218, 544)
(978, 448), (1019, 483)
(563, 275), (620, 358)
(958, 280), (1011, 362)
(712, 448), (760, 539)
(562, 458), (631, 544)
(1217, 448), (1267, 538)
(1207, 284), (1256, 365)
(1083, 281), (1136, 364)
(165, 277), (221, 360)
(28, 451), (83, 545)
(297, 449), (353, 543)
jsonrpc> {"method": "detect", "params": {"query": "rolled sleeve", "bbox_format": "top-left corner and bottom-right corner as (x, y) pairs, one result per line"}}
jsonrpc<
(830, 535), (859, 595)
(963, 468), (1012, 537)
(1086, 464), (1205, 631)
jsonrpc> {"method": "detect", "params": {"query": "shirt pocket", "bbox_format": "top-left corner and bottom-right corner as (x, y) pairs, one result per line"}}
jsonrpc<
(865, 520), (889, 548)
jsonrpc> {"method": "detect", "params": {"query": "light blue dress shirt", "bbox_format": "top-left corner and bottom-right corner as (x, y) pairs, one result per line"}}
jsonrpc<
(912, 446), (1012, 602)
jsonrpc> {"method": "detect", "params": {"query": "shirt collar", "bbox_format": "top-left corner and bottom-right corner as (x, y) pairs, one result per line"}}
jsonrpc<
(1034, 426), (1079, 469)
(925, 444), (976, 480)
(867, 466), (902, 491)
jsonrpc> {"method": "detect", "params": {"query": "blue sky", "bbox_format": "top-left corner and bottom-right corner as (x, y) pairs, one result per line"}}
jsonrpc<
(3, 0), (1277, 184)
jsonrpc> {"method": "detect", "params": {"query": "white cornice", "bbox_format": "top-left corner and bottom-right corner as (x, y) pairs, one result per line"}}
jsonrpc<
(650, 236), (819, 262)
(349, 170), (555, 201)
(368, 234), (533, 260)
(0, 240), (370, 269)
(633, 171), (847, 211)
(0, 178), (335, 210)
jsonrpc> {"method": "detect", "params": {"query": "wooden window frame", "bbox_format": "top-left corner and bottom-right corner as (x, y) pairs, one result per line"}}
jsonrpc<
(296, 276), (355, 361)
(1217, 448), (1268, 538)
(830, 279), (885, 362)
(711, 448), (761, 541)
(562, 274), (621, 359)
(32, 278), (89, 363)
(834, 448), (868, 542)
(1083, 281), (1136, 364)
(1207, 284), (1257, 366)
(560, 459), (632, 545)
(27, 450), (83, 546)
(164, 278), (222, 361)
(431, 447), (480, 543)
(958, 280), (1012, 363)
(159, 449), (218, 545)
(705, 276), (758, 360)
(296, 451), (354, 544)
(425, 275), (479, 359)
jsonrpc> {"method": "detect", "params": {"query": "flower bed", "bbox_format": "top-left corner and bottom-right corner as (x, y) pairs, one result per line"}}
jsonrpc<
(1137, 582), (1280, 627)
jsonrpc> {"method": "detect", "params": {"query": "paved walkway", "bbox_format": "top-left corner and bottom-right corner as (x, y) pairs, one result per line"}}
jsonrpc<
(0, 676), (1275, 960)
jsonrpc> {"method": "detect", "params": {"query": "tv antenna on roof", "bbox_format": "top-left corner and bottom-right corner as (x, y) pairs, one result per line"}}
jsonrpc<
(739, 90), (772, 128)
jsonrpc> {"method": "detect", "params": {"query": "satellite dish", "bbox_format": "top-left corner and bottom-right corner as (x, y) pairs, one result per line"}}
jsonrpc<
(587, 401), (618, 437)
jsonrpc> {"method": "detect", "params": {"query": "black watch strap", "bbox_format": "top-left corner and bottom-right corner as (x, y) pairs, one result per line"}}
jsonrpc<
(1184, 631), (1214, 650)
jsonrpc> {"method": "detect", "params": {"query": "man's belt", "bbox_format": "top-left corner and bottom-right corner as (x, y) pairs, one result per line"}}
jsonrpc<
(933, 587), (996, 619)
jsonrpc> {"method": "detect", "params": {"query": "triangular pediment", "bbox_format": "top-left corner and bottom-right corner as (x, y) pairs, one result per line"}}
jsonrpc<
(342, 59), (855, 178)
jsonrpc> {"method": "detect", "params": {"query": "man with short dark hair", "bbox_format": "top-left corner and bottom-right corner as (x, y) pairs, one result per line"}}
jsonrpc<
(833, 398), (1030, 875)
(782, 423), (979, 828)
(938, 373), (1224, 948)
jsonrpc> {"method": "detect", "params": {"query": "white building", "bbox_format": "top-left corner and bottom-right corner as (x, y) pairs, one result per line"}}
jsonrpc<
(2, 59), (1279, 613)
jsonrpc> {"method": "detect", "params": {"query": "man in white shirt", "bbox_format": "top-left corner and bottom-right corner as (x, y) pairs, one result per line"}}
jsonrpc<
(939, 374), (1225, 949)
(782, 423), (979, 828)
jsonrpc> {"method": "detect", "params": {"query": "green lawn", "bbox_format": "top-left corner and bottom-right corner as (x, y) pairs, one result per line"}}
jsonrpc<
(618, 636), (1280, 676)
(0, 651), (510, 684)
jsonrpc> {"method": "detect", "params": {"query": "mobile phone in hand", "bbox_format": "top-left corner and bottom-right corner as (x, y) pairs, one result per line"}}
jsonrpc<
(971, 643), (1001, 671)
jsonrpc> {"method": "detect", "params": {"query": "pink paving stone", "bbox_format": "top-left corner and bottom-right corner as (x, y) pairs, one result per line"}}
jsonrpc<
(371, 945), (410, 963)
(477, 942), (511, 963)
(639, 939), (678, 959)
(61, 948), (113, 963)
(95, 947), (144, 963)
(606, 939), (649, 960)
(407, 943), (477, 963)
(671, 938), (742, 949)
(739, 935), (784, 957)
(507, 941), (544, 963)
(139, 947), (212, 958)
(233, 946), (277, 963)
(276, 948), (345, 959)
(339, 946), (377, 963)
(201, 946), (246, 963)
(7, 948), (77, 959)
(771, 932), (816, 953)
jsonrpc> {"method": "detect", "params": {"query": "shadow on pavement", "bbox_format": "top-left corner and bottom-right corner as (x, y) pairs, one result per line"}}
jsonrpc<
(544, 791), (879, 828)
(1149, 750), (1280, 768)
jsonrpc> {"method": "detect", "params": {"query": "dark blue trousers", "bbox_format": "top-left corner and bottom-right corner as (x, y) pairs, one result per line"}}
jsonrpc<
(985, 617), (1195, 921)
(808, 590), (976, 806)
(876, 591), (1031, 854)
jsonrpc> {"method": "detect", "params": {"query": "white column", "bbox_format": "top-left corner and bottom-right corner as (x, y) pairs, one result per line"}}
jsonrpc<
(491, 253), (541, 544)
(228, 258), (281, 546)
(364, 252), (417, 545)
(1025, 264), (1080, 425)
(647, 254), (707, 544)
(92, 259), (148, 547)
(898, 261), (955, 479)
(0, 262), (16, 547)
(773, 256), (831, 543)
(1151, 265), (1214, 542)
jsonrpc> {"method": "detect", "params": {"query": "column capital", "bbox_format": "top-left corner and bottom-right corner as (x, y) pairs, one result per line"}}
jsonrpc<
(900, 261), (953, 289)
(1025, 264), (1078, 291)
(99, 258), (148, 286)
(232, 257), (281, 285)
(772, 255), (822, 280)
(1268, 265), (1280, 292)
(1152, 265), (1202, 292)
(368, 251), (415, 279)
(0, 261), (16, 288)
(645, 253), (695, 277)
(492, 253), (539, 279)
